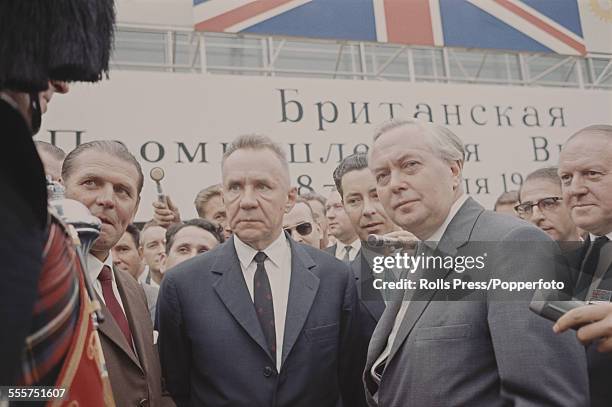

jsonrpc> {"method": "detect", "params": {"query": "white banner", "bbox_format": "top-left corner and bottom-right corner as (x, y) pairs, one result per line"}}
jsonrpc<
(578, 0), (612, 54)
(40, 71), (612, 221)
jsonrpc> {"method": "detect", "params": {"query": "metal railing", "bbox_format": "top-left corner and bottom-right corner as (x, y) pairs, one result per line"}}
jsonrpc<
(110, 24), (612, 90)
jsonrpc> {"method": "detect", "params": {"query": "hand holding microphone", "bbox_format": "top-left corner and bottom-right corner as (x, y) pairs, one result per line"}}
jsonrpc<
(149, 167), (181, 227)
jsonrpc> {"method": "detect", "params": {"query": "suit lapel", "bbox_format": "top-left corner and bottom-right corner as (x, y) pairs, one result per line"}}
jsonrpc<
(96, 274), (141, 369)
(115, 269), (149, 371)
(353, 252), (385, 321)
(386, 198), (483, 365)
(281, 240), (320, 366)
(211, 238), (273, 360)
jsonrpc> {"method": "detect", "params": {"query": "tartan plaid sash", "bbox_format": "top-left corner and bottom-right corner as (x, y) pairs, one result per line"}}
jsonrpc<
(17, 220), (80, 386)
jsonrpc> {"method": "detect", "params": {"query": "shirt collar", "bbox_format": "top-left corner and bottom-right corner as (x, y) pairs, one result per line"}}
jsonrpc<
(87, 251), (115, 283)
(425, 194), (469, 244)
(336, 238), (361, 254)
(589, 232), (612, 243)
(234, 230), (289, 269)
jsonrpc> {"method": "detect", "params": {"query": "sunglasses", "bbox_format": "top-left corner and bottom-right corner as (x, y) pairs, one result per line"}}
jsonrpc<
(284, 222), (313, 236)
(514, 197), (562, 219)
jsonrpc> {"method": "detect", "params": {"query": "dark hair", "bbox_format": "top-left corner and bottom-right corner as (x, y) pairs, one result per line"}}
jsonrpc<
(332, 153), (369, 198)
(34, 141), (66, 160)
(61, 140), (144, 194)
(194, 184), (222, 218)
(494, 190), (519, 210)
(125, 224), (140, 248)
(165, 218), (224, 253)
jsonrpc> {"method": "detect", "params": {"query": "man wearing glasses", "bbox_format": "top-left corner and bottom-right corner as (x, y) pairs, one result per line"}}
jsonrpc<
(282, 197), (322, 248)
(516, 166), (582, 242)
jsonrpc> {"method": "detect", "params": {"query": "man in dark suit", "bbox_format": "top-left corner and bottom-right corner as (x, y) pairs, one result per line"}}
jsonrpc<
(364, 119), (588, 406)
(324, 189), (360, 261)
(330, 153), (417, 407)
(553, 125), (612, 407)
(157, 134), (359, 407)
(63, 140), (172, 407)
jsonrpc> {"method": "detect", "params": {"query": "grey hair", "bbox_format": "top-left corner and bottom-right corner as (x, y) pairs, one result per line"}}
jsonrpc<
(35, 141), (66, 160)
(373, 118), (465, 163)
(222, 134), (290, 183)
(62, 140), (144, 194)
(518, 167), (561, 201)
(332, 153), (369, 198)
(564, 124), (612, 147)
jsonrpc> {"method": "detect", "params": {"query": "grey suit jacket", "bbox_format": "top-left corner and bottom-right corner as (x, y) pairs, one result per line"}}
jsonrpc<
(98, 269), (173, 407)
(364, 198), (589, 407)
(157, 234), (361, 407)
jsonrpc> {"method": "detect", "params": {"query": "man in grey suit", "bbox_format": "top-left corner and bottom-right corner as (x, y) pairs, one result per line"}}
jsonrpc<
(363, 119), (589, 406)
(324, 189), (360, 261)
(157, 134), (360, 407)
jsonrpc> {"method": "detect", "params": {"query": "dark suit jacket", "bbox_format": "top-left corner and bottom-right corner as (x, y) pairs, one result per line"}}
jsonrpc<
(157, 234), (360, 407)
(0, 99), (48, 384)
(98, 268), (172, 407)
(324, 244), (336, 257)
(364, 198), (588, 407)
(570, 236), (612, 407)
(350, 252), (385, 407)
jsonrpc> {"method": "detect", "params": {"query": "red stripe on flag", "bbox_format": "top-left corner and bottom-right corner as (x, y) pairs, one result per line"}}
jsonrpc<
(195, 0), (297, 32)
(383, 0), (434, 45)
(494, 0), (586, 55)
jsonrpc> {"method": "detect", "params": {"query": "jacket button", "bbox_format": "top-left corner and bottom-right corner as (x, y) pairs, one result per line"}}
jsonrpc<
(138, 398), (149, 407)
(263, 366), (275, 377)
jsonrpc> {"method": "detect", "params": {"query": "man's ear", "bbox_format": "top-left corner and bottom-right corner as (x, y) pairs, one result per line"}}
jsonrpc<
(285, 186), (297, 213)
(159, 252), (167, 274)
(138, 246), (144, 258)
(450, 160), (464, 189)
(131, 196), (141, 221)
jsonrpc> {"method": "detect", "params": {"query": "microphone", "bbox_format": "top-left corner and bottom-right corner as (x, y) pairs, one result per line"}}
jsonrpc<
(47, 179), (105, 323)
(150, 167), (165, 203)
(529, 299), (587, 329)
(367, 234), (417, 249)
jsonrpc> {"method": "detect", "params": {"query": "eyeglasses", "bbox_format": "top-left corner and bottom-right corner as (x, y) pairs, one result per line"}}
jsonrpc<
(514, 197), (562, 219)
(284, 222), (313, 236)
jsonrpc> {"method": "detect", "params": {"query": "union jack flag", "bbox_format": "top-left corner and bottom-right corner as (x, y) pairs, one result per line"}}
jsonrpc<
(193, 0), (587, 55)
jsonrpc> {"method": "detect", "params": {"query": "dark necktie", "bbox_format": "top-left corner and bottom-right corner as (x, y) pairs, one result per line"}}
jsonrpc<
(583, 236), (610, 276)
(342, 246), (352, 263)
(253, 252), (276, 363)
(98, 265), (133, 349)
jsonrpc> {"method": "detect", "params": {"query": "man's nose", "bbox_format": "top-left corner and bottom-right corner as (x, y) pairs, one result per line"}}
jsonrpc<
(96, 184), (115, 207)
(239, 187), (258, 209)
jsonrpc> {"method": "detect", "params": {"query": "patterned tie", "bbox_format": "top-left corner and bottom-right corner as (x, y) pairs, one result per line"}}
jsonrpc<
(342, 245), (352, 263)
(253, 252), (276, 363)
(98, 265), (133, 349)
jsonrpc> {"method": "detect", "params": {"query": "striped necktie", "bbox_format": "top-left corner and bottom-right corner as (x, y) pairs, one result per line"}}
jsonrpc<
(98, 265), (133, 349)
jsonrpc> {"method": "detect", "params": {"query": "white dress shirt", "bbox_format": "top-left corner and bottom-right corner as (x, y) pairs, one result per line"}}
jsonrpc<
(87, 252), (128, 315)
(137, 265), (160, 288)
(234, 231), (291, 371)
(335, 239), (361, 262)
(371, 194), (469, 382)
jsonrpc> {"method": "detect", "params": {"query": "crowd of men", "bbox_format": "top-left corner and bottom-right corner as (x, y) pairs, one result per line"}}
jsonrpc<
(2, 4), (612, 406)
